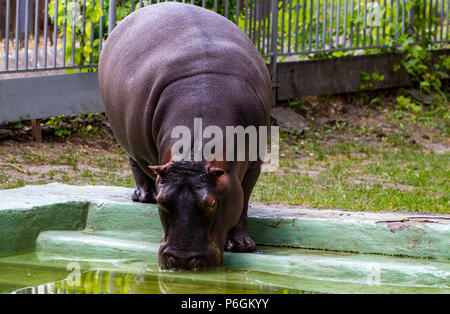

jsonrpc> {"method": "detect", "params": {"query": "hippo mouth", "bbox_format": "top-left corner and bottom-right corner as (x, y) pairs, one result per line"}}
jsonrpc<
(158, 239), (224, 271)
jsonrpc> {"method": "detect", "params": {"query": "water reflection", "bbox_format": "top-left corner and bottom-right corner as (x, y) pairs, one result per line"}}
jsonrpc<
(12, 269), (310, 294)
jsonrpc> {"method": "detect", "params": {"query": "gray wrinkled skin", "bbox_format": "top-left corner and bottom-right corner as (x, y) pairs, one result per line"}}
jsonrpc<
(98, 3), (272, 270)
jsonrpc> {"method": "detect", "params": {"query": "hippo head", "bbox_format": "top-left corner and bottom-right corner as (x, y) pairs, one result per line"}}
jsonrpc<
(149, 160), (243, 270)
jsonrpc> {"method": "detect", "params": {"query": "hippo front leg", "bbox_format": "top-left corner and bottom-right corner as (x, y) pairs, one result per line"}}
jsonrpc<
(129, 157), (157, 203)
(225, 164), (261, 253)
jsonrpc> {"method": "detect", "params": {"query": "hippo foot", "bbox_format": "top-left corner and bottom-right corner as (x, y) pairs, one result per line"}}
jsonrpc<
(131, 187), (157, 203)
(225, 233), (256, 253)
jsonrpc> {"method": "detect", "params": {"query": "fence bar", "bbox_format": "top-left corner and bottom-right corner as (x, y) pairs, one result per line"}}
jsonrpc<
(63, 0), (67, 66)
(14, 0), (19, 70)
(109, 0), (117, 35)
(0, 4), (1, 69)
(342, 0), (348, 49)
(249, 0), (254, 42)
(434, 0), (438, 42)
(99, 0), (104, 57)
(382, 0), (388, 41)
(266, 0), (271, 56)
(4, 0), (10, 70)
(34, 0), (39, 68)
(235, 0), (240, 25)
(363, 0), (367, 48)
(447, 0), (449, 40)
(322, 0), (327, 49)
(356, 0), (360, 47)
(256, 0), (261, 52)
(53, 0), (59, 67)
(244, 0), (249, 33)
(81, 0), (86, 65)
(90, 0), (95, 65)
(349, 0), (354, 48)
(71, 0), (76, 65)
(315, 0), (319, 51)
(440, 0), (444, 41)
(262, 0), (266, 54)
(270, 0), (278, 105)
(294, 0), (300, 52)
(225, 0), (229, 19)
(308, 0), (313, 51)
(336, 0), (341, 49)
(401, 0), (405, 35)
(24, 0), (30, 69)
(302, 0), (307, 51)
(375, 0), (380, 46)
(287, 0), (292, 53)
(43, 0), (48, 67)
(329, 0), (333, 49)
(280, 0), (285, 54)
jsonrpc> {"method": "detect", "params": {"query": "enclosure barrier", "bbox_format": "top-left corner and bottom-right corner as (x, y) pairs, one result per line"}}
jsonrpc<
(0, 1), (449, 125)
(0, 0), (449, 74)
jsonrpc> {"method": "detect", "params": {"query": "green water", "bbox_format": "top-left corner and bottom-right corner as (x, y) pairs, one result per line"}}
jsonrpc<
(1, 248), (449, 294)
(0, 252), (313, 294)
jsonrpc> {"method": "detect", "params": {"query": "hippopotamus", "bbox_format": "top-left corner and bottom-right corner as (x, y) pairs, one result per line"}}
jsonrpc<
(98, 2), (272, 270)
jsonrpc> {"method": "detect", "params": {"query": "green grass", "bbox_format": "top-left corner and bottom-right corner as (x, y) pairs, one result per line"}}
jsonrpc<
(252, 141), (449, 213)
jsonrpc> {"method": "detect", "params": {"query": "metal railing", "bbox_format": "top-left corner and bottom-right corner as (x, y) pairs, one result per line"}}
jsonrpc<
(0, 0), (449, 75)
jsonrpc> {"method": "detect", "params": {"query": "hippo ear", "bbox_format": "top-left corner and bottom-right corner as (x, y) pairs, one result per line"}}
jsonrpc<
(148, 162), (171, 178)
(207, 166), (229, 192)
(207, 167), (225, 178)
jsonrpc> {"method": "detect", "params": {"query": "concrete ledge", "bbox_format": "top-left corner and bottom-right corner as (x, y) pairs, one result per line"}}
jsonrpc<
(34, 230), (450, 293)
(0, 183), (449, 260)
(0, 202), (88, 257)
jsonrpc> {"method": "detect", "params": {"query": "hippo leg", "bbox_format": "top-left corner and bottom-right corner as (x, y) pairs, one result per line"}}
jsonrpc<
(129, 157), (157, 203)
(225, 164), (260, 253)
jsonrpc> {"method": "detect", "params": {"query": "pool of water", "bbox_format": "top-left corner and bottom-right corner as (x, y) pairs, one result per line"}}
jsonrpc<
(1, 248), (448, 294)
(0, 251), (316, 294)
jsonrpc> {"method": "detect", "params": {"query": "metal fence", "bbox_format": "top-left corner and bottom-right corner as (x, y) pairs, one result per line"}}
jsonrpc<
(0, 0), (449, 75)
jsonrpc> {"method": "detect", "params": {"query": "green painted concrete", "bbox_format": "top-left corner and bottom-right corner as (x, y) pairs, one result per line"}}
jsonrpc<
(0, 202), (89, 257)
(85, 202), (450, 260)
(33, 230), (450, 293)
(0, 184), (449, 260)
(248, 216), (450, 260)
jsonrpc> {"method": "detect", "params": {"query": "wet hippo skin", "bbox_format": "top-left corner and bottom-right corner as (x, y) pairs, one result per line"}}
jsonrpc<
(98, 3), (272, 270)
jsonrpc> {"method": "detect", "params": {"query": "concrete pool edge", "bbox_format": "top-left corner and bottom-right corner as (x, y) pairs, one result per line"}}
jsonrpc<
(32, 230), (450, 292)
(0, 183), (449, 260)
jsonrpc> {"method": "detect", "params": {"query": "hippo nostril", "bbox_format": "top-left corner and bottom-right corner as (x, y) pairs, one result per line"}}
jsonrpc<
(166, 256), (177, 269)
(187, 257), (201, 270)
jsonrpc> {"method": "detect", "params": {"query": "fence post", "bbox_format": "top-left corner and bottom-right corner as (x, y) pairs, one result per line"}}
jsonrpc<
(407, 0), (416, 39)
(270, 0), (278, 107)
(108, 0), (117, 35)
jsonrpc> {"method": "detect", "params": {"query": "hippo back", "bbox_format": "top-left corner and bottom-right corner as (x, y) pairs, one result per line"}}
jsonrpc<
(98, 3), (272, 166)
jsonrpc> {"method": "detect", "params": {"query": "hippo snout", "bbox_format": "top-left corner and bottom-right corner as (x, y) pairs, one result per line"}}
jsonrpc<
(159, 244), (223, 270)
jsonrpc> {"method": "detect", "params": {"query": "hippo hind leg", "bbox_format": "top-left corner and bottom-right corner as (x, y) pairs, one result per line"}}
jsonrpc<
(225, 163), (260, 253)
(129, 157), (157, 203)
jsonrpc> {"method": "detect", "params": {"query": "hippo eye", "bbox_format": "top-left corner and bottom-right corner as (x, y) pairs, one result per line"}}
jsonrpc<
(204, 199), (217, 219)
